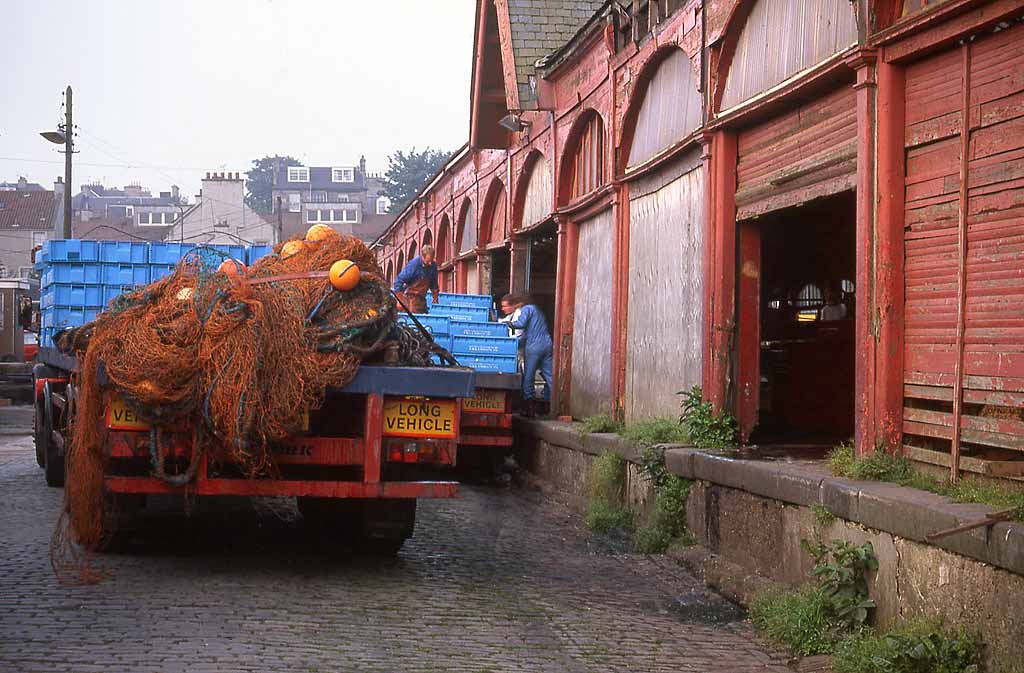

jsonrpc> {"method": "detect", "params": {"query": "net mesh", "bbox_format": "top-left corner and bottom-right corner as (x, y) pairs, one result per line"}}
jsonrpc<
(52, 234), (403, 582)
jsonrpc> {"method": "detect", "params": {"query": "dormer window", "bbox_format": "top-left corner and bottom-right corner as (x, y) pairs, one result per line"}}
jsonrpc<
(287, 167), (310, 183)
(332, 167), (355, 183)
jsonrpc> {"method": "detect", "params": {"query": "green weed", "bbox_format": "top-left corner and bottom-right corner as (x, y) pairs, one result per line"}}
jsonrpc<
(578, 414), (624, 435)
(679, 386), (737, 449)
(833, 620), (983, 673)
(621, 417), (690, 447)
(634, 475), (694, 554)
(750, 587), (843, 656)
(584, 453), (632, 533)
(811, 503), (836, 527)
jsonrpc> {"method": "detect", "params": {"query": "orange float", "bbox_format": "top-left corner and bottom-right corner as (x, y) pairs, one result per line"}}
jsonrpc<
(280, 240), (305, 259)
(329, 259), (360, 291)
(218, 258), (247, 275)
(305, 224), (338, 242)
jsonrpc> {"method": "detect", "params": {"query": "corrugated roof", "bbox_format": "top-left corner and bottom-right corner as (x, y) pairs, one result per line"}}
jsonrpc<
(507, 0), (607, 105)
(0, 191), (56, 230)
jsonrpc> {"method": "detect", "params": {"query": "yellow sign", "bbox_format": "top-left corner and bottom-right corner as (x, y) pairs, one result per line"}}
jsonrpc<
(461, 389), (506, 413)
(383, 397), (457, 438)
(106, 397), (150, 431)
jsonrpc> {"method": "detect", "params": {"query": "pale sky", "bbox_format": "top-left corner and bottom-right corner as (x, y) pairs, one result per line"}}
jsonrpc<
(0, 0), (474, 201)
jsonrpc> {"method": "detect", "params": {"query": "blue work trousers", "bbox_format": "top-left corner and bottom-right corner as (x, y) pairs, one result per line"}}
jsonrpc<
(522, 347), (553, 401)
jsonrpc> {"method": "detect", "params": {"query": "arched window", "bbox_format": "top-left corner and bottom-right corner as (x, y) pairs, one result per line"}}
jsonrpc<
(437, 215), (451, 264)
(721, 0), (858, 111)
(625, 49), (702, 168)
(422, 228), (433, 250)
(397, 251), (405, 273)
(457, 199), (476, 254)
(518, 153), (552, 230)
(408, 240), (417, 262)
(386, 260), (394, 284)
(482, 179), (507, 246)
(565, 112), (605, 202)
(796, 283), (823, 308)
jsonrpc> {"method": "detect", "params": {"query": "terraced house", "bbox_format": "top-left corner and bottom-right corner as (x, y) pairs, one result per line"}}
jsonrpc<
(372, 0), (1024, 483)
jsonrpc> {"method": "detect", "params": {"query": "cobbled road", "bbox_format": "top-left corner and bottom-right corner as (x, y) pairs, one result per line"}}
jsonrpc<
(0, 407), (791, 673)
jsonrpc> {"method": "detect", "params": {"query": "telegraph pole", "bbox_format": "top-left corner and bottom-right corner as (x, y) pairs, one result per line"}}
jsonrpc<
(62, 86), (72, 238)
(276, 196), (283, 243)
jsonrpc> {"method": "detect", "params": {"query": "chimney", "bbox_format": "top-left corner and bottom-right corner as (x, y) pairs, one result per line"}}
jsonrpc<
(359, 155), (366, 176)
(53, 176), (64, 199)
(171, 185), (180, 203)
(205, 172), (211, 180)
(17, 176), (27, 189)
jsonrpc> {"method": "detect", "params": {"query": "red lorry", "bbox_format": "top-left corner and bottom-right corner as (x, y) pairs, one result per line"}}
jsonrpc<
(33, 347), (476, 552)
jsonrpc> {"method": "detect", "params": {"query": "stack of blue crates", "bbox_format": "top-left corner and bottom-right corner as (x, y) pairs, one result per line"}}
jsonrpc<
(37, 240), (276, 348)
(399, 292), (519, 373)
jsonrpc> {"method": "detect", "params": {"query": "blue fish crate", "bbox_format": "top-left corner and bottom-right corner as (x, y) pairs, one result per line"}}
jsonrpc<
(40, 239), (101, 264)
(451, 335), (519, 357)
(102, 285), (136, 305)
(449, 320), (510, 338)
(42, 262), (102, 286)
(456, 354), (519, 374)
(149, 242), (196, 264)
(102, 264), (149, 286)
(210, 244), (247, 262)
(42, 306), (99, 330)
(247, 245), (274, 264)
(397, 313), (451, 337)
(427, 304), (491, 322)
(41, 284), (104, 309)
(431, 292), (493, 309)
(149, 264), (177, 282)
(40, 327), (55, 348)
(98, 241), (148, 264)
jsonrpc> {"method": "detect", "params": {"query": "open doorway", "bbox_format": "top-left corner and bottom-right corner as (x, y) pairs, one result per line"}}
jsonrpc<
(526, 222), (557, 330)
(489, 245), (510, 306)
(743, 191), (856, 446)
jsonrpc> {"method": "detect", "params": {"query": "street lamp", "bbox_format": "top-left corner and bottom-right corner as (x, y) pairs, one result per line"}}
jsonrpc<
(40, 86), (73, 238)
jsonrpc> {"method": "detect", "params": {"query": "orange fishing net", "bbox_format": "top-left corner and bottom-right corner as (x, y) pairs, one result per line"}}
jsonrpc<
(52, 234), (397, 581)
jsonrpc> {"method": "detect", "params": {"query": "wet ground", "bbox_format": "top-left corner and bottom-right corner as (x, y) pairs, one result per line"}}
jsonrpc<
(0, 407), (791, 673)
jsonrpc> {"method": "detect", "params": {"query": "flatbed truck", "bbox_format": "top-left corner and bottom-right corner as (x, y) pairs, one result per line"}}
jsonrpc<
(33, 346), (476, 552)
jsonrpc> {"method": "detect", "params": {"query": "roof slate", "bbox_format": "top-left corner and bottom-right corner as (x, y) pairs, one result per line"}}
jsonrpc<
(0, 191), (56, 230)
(507, 0), (607, 105)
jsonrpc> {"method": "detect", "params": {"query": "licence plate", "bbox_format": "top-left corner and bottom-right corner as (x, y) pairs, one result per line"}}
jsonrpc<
(383, 397), (457, 438)
(106, 396), (151, 431)
(461, 389), (506, 413)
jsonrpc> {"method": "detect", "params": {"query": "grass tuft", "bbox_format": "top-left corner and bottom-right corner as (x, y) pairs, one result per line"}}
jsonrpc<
(621, 417), (689, 447)
(750, 587), (844, 656)
(578, 414), (624, 435)
(584, 453), (632, 533)
(634, 475), (693, 554)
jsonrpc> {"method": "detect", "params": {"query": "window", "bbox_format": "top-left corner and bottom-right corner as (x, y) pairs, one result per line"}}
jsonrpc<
(332, 167), (354, 183)
(311, 191), (329, 203)
(568, 113), (605, 201)
(306, 209), (319, 223)
(19, 267), (33, 278)
(341, 208), (358, 223)
(31, 231), (47, 248)
(253, 239), (269, 246)
(287, 166), (310, 182)
(339, 194), (349, 202)
(376, 196), (391, 215)
(288, 193), (301, 213)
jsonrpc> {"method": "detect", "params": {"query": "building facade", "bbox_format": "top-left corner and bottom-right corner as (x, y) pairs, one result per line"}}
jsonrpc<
(71, 182), (184, 242)
(373, 0), (1024, 481)
(271, 157), (394, 243)
(0, 179), (60, 279)
(169, 172), (277, 247)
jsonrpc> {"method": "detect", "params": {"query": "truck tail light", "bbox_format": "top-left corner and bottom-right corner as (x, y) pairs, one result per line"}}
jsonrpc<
(384, 438), (455, 465)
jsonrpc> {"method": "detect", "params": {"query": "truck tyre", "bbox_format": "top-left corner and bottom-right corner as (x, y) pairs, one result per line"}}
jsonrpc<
(34, 394), (46, 468)
(42, 381), (65, 488)
(360, 499), (416, 556)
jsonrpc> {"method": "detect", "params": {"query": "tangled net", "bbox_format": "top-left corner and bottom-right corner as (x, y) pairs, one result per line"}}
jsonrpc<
(52, 233), (441, 582)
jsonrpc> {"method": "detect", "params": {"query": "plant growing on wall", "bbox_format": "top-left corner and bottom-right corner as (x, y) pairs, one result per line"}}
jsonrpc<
(679, 386), (737, 449)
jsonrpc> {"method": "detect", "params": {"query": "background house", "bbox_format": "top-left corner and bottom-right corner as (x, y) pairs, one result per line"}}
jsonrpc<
(72, 182), (184, 242)
(0, 178), (60, 280)
(271, 156), (394, 243)
(169, 172), (276, 246)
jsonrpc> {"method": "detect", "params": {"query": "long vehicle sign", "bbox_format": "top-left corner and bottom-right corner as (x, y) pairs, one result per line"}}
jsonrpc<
(383, 397), (458, 438)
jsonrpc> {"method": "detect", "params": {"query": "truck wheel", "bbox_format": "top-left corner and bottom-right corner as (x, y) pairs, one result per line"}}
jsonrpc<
(297, 497), (363, 541)
(34, 394), (46, 468)
(42, 381), (65, 488)
(360, 499), (416, 556)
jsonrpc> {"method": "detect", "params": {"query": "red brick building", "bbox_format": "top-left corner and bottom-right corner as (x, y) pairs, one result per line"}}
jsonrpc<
(373, 0), (1024, 480)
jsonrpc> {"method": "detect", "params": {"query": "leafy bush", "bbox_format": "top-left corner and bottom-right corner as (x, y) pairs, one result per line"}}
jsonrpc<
(803, 540), (878, 628)
(621, 417), (689, 447)
(750, 588), (841, 656)
(634, 475), (694, 554)
(679, 386), (737, 449)
(833, 620), (983, 673)
(578, 414), (624, 435)
(584, 453), (632, 533)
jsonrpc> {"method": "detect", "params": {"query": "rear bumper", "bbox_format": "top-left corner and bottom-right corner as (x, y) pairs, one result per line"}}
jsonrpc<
(105, 476), (458, 499)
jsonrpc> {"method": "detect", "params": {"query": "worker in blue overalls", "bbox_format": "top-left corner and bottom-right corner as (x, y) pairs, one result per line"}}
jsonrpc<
(393, 246), (439, 314)
(500, 293), (552, 418)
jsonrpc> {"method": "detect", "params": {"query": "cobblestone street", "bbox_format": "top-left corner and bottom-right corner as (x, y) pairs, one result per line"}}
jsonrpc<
(0, 408), (790, 673)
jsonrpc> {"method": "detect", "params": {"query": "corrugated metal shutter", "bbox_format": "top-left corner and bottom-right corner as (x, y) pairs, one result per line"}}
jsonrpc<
(626, 156), (704, 420)
(735, 85), (857, 219)
(520, 157), (553, 230)
(571, 209), (614, 417)
(903, 23), (1024, 470)
(627, 49), (702, 168)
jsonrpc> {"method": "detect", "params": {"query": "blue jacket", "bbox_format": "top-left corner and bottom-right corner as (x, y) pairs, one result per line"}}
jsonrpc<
(508, 304), (552, 353)
(393, 257), (438, 294)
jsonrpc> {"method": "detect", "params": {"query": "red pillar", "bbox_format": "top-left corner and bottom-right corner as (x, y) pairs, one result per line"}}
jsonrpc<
(849, 49), (879, 456)
(875, 56), (906, 453)
(552, 215), (579, 417)
(704, 130), (737, 413)
(610, 182), (630, 420)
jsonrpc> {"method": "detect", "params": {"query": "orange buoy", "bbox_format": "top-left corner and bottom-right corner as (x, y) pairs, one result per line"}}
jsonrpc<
(329, 259), (360, 291)
(306, 224), (338, 242)
(218, 258), (247, 275)
(280, 239), (305, 259)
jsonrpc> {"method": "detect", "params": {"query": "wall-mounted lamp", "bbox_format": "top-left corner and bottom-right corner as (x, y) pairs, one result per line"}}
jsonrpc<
(499, 112), (530, 133)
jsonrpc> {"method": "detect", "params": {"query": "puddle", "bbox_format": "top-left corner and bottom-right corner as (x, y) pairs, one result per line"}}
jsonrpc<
(665, 589), (746, 625)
